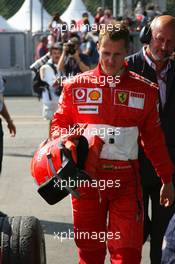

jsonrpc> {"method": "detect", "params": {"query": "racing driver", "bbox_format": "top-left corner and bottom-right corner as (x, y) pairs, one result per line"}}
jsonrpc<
(50, 22), (175, 264)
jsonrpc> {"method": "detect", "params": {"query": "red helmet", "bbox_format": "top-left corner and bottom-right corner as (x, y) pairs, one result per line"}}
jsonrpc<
(31, 138), (63, 186)
(31, 136), (90, 205)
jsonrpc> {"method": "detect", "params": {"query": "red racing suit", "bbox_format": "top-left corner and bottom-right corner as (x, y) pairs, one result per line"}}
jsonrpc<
(50, 64), (174, 264)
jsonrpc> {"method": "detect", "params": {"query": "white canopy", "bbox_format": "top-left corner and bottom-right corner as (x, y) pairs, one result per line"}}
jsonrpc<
(0, 16), (16, 31)
(8, 0), (52, 32)
(61, 0), (94, 26)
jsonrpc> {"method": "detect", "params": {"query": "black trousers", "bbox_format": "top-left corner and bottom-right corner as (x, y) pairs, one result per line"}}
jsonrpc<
(143, 183), (175, 264)
(0, 119), (3, 174)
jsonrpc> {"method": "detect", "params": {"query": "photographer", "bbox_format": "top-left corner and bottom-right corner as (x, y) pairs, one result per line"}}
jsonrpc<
(40, 43), (63, 121)
(57, 37), (90, 77)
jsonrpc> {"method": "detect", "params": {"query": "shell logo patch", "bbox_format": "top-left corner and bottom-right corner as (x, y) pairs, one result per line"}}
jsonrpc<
(89, 90), (101, 101)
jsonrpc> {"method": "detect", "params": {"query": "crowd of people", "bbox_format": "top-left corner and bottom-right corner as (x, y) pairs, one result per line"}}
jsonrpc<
(12, 4), (175, 264)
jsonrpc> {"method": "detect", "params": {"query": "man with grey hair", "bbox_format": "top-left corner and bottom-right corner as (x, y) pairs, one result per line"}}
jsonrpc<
(127, 15), (175, 263)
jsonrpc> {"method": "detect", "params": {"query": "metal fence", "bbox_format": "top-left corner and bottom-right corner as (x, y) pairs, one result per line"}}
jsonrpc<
(0, 32), (28, 70)
(0, 31), (33, 96)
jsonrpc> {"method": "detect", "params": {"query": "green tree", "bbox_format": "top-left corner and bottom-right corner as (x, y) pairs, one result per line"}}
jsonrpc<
(167, 0), (175, 16)
(44, 0), (71, 16)
(84, 0), (113, 15)
(0, 0), (23, 19)
(1, 0), (175, 20)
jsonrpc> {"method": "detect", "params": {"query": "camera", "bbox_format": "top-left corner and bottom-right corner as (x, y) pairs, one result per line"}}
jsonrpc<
(66, 42), (76, 55)
(30, 52), (50, 73)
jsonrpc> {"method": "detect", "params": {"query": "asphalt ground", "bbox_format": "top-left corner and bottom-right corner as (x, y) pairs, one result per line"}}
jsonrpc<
(0, 97), (150, 264)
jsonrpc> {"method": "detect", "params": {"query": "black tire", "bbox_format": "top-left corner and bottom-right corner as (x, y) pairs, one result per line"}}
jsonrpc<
(0, 216), (46, 264)
(0, 216), (12, 264)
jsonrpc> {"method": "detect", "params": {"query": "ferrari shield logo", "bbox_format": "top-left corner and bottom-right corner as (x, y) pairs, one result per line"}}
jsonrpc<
(118, 92), (128, 103)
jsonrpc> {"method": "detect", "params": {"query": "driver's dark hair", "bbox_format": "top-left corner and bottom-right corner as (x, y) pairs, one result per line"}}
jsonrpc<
(98, 21), (130, 50)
